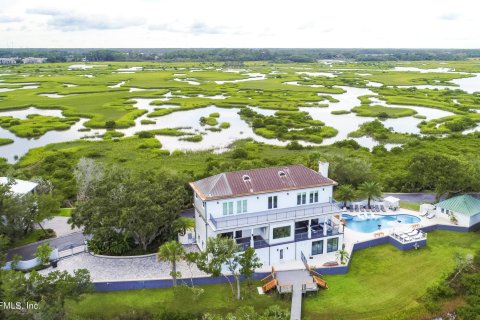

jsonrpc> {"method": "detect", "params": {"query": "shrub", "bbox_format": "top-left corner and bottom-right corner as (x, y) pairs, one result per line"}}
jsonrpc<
(286, 141), (304, 150)
(105, 120), (116, 129)
(137, 131), (154, 139)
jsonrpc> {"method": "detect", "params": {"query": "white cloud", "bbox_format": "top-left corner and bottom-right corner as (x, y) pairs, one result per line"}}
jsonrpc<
(0, 0), (478, 48)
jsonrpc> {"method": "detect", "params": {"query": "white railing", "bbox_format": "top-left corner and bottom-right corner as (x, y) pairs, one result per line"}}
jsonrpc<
(210, 202), (341, 229)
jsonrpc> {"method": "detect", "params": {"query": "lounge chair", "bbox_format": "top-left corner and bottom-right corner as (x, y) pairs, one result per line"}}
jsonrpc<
(355, 205), (359, 212)
(380, 205), (386, 212)
(426, 212), (435, 219)
(419, 211), (428, 217)
(349, 206), (353, 213)
(405, 229), (419, 237)
(360, 205), (365, 212)
(375, 205), (380, 212)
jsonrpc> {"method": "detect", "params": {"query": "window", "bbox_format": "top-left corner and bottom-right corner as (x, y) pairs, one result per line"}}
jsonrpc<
(268, 196), (278, 209)
(297, 192), (306, 205)
(236, 200), (247, 213)
(195, 193), (198, 199)
(223, 201), (233, 215)
(309, 191), (319, 203)
(327, 237), (339, 252)
(312, 240), (323, 255)
(202, 201), (205, 208)
(273, 226), (291, 239)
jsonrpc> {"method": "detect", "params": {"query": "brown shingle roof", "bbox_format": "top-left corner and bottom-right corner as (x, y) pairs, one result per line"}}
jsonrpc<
(190, 165), (336, 200)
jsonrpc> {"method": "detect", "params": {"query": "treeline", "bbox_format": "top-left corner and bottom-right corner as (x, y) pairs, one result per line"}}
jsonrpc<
(2, 48), (480, 62)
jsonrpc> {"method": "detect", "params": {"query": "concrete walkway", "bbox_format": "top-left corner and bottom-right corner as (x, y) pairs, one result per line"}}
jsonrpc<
(36, 216), (82, 237)
(290, 285), (302, 320)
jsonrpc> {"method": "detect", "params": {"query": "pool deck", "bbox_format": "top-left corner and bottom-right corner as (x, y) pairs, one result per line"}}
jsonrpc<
(259, 208), (455, 272)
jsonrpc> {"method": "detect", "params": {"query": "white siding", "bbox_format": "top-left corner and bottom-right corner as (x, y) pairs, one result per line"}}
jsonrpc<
(206, 185), (333, 219)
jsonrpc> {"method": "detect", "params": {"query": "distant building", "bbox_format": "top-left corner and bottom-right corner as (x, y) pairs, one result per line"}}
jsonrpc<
(0, 58), (16, 65)
(190, 163), (344, 266)
(21, 57), (47, 64)
(0, 177), (38, 196)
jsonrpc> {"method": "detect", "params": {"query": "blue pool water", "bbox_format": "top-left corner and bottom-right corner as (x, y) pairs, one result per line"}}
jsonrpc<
(342, 213), (421, 233)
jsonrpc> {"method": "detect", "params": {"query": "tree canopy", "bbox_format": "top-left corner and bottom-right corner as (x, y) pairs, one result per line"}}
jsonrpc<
(71, 163), (189, 254)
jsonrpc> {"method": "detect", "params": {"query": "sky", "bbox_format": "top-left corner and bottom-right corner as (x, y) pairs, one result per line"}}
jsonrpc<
(0, 0), (479, 48)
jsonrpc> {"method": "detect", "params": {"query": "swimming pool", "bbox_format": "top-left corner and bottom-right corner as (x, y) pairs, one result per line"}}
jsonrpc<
(342, 213), (421, 233)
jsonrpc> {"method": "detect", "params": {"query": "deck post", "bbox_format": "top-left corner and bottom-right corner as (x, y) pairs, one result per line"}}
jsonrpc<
(307, 219), (312, 239)
(323, 216), (327, 236)
(250, 229), (254, 248)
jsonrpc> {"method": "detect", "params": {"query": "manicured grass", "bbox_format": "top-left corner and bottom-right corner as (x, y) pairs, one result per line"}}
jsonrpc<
(303, 230), (480, 320)
(12, 229), (56, 247)
(64, 231), (479, 319)
(400, 202), (422, 211)
(56, 208), (73, 217)
(66, 281), (289, 319)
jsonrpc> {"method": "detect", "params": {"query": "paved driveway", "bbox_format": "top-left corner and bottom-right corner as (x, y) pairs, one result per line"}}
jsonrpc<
(7, 232), (87, 260)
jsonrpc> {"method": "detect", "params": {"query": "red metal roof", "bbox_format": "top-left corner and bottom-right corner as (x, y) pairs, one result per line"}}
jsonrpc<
(190, 165), (336, 200)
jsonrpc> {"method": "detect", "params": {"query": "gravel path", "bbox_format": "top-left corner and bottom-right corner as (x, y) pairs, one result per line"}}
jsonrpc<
(39, 245), (209, 282)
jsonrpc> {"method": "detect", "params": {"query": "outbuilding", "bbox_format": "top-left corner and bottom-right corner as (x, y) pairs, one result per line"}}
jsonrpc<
(435, 195), (480, 228)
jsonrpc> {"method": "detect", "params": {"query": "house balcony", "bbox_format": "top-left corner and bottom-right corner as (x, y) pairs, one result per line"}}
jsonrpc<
(235, 235), (269, 251)
(210, 201), (341, 230)
(294, 224), (342, 241)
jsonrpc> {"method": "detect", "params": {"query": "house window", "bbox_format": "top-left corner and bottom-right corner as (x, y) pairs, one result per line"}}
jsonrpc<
(312, 240), (323, 255)
(327, 237), (339, 252)
(309, 191), (319, 203)
(237, 200), (247, 213)
(223, 202), (233, 215)
(273, 226), (291, 239)
(195, 193), (198, 199)
(297, 192), (306, 205)
(268, 196), (278, 209)
(202, 201), (205, 208)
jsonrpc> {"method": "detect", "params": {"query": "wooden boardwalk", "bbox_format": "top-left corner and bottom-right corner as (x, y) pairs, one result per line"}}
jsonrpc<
(276, 270), (312, 320)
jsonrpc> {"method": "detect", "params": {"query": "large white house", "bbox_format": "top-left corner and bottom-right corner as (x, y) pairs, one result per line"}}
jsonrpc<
(189, 163), (344, 266)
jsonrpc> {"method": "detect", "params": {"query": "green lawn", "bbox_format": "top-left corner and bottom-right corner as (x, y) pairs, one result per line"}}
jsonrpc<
(66, 281), (289, 319)
(56, 208), (73, 217)
(303, 230), (480, 320)
(400, 202), (422, 211)
(65, 230), (479, 319)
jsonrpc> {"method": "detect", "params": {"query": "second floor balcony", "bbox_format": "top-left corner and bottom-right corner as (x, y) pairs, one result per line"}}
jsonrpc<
(210, 201), (341, 230)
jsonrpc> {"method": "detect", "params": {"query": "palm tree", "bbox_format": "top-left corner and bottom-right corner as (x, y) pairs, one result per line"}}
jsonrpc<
(336, 244), (350, 265)
(334, 184), (357, 207)
(358, 181), (383, 208)
(173, 217), (195, 236)
(157, 240), (186, 287)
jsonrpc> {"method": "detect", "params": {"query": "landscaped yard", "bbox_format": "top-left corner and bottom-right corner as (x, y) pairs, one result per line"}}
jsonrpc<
(65, 230), (479, 319)
(12, 229), (56, 248)
(303, 230), (480, 320)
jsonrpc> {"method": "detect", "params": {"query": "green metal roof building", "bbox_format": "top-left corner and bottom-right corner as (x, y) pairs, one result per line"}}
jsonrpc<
(436, 195), (480, 228)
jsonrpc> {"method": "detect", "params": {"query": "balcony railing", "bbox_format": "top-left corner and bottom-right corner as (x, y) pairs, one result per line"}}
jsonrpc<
(235, 236), (269, 251)
(210, 202), (341, 230)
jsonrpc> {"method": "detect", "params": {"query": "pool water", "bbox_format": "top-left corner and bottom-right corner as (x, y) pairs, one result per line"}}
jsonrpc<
(342, 213), (421, 233)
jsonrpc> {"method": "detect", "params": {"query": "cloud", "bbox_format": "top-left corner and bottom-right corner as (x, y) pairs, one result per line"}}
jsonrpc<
(0, 15), (21, 23)
(190, 21), (222, 34)
(27, 7), (143, 31)
(439, 13), (462, 21)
